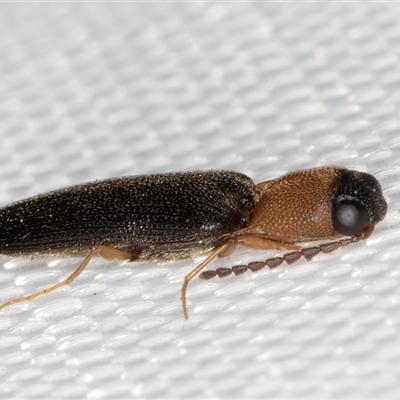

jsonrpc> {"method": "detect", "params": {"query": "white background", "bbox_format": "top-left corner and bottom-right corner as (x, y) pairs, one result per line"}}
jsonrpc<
(0, 3), (400, 399)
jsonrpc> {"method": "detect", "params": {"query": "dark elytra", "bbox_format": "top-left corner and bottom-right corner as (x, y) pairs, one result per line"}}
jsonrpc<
(0, 171), (255, 260)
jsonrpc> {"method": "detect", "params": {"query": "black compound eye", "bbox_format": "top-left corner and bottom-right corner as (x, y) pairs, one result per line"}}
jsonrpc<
(333, 200), (369, 236)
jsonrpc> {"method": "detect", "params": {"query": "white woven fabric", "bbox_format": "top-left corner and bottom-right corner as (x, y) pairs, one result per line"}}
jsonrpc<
(0, 3), (399, 398)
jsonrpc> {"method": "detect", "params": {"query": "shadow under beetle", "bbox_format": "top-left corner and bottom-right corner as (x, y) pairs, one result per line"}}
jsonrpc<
(0, 166), (387, 319)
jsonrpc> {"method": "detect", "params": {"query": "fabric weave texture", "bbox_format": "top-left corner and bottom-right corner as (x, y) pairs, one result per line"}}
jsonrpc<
(0, 3), (399, 399)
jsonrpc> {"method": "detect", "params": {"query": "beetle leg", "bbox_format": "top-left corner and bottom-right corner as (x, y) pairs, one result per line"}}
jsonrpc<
(217, 239), (237, 257)
(0, 245), (139, 312)
(97, 246), (140, 262)
(236, 235), (302, 251)
(181, 239), (235, 320)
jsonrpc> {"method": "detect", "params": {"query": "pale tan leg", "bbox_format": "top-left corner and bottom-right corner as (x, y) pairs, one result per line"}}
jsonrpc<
(0, 245), (139, 312)
(236, 235), (301, 251)
(181, 240), (235, 320)
(97, 246), (140, 261)
(182, 236), (299, 319)
(217, 239), (237, 257)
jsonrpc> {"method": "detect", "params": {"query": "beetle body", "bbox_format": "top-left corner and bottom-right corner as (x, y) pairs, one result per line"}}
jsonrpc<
(0, 166), (387, 318)
(0, 171), (256, 261)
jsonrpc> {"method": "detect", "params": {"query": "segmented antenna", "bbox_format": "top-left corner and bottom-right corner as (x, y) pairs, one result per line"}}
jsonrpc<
(199, 235), (363, 280)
